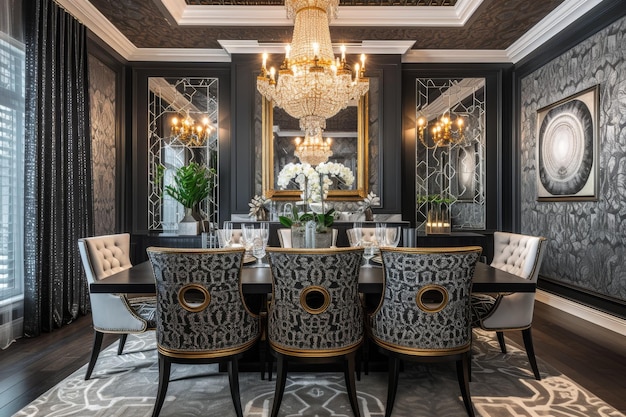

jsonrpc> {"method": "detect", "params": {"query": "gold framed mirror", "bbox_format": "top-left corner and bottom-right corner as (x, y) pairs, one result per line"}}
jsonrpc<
(262, 95), (369, 201)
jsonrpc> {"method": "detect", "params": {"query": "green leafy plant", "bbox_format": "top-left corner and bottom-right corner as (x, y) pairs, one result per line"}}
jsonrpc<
(416, 194), (456, 205)
(279, 206), (335, 232)
(164, 162), (215, 209)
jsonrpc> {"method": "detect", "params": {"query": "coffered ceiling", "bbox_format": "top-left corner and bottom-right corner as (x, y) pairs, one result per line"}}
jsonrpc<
(56, 0), (604, 63)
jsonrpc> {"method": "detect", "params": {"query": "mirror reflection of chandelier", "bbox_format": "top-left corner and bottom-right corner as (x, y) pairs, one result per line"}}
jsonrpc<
(294, 133), (332, 166)
(257, 0), (369, 140)
(170, 113), (214, 147)
(417, 112), (465, 149)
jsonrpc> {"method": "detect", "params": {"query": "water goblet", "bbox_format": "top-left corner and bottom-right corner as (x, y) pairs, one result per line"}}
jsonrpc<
(362, 241), (375, 267)
(252, 237), (266, 266)
(259, 222), (270, 246)
(242, 224), (256, 253)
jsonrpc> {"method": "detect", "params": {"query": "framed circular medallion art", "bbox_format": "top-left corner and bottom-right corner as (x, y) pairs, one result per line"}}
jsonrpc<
(536, 85), (599, 201)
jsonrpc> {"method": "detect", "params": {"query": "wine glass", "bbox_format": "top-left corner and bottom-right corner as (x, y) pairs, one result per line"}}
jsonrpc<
(242, 224), (255, 253)
(252, 236), (266, 266)
(362, 241), (375, 267)
(352, 222), (363, 247)
(386, 226), (401, 247)
(259, 222), (270, 246)
(222, 221), (233, 248)
(375, 223), (387, 247)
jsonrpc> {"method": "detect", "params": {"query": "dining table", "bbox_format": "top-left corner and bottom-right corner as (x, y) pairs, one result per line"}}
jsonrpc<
(89, 259), (535, 295)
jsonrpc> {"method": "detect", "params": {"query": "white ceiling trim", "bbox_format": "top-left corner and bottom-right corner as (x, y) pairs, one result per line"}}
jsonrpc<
(56, 0), (136, 59)
(162, 0), (484, 27)
(219, 40), (416, 55)
(506, 0), (604, 64)
(403, 49), (510, 63)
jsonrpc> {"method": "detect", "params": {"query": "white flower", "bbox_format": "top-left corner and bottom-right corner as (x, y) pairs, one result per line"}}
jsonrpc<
(248, 194), (268, 217)
(358, 192), (380, 212)
(277, 162), (355, 203)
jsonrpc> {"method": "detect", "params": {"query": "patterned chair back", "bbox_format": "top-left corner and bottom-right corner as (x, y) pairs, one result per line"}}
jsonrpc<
(147, 247), (260, 356)
(370, 247), (481, 353)
(266, 247), (364, 355)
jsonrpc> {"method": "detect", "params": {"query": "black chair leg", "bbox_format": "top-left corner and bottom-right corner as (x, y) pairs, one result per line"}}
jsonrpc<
(85, 331), (104, 380)
(385, 356), (400, 417)
(117, 334), (128, 355)
(228, 358), (244, 417)
(456, 353), (475, 417)
(152, 354), (171, 417)
(270, 355), (288, 417)
(343, 353), (362, 417)
(496, 331), (507, 353)
(522, 328), (541, 380)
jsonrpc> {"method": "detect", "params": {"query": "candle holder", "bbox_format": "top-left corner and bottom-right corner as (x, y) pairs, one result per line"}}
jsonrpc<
(425, 203), (451, 235)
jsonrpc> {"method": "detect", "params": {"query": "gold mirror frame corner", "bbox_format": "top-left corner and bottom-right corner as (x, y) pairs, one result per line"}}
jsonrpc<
(262, 95), (369, 202)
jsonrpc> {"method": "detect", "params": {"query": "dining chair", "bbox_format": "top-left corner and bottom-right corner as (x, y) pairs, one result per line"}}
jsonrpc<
(146, 247), (260, 417)
(266, 247), (365, 417)
(471, 231), (547, 380)
(369, 246), (482, 417)
(276, 228), (338, 247)
(78, 233), (157, 380)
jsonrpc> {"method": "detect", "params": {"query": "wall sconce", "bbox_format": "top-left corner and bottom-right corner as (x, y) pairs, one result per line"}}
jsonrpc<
(417, 112), (465, 149)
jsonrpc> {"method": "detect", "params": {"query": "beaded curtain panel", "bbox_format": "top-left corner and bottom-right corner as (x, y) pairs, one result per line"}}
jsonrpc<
(15, 330), (624, 417)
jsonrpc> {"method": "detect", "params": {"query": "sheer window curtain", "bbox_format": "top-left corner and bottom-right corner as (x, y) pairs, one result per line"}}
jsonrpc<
(23, 0), (93, 336)
(0, 0), (25, 349)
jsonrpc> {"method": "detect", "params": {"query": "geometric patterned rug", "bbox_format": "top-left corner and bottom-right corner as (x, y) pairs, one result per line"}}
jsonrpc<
(14, 329), (625, 417)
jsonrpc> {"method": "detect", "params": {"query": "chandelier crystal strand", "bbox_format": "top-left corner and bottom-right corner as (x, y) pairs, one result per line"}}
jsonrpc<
(257, 0), (369, 142)
(294, 133), (333, 166)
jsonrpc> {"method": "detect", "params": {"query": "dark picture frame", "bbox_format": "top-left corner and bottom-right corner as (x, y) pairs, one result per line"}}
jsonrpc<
(536, 85), (599, 201)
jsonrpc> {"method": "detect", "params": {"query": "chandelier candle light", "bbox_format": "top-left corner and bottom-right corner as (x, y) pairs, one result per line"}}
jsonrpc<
(417, 112), (465, 149)
(257, 0), (369, 155)
(170, 113), (214, 147)
(294, 133), (332, 166)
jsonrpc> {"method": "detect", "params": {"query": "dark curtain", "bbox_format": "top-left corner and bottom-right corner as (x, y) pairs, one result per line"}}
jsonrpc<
(23, 0), (93, 336)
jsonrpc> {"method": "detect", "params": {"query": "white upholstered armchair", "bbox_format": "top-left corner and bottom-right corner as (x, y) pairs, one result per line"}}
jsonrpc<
(78, 233), (156, 380)
(471, 231), (547, 380)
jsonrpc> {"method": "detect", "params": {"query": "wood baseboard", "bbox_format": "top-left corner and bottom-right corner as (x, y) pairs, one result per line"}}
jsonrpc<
(536, 290), (626, 336)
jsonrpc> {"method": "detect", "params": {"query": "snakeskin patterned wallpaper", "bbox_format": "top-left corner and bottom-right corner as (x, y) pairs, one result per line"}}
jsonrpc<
(88, 55), (117, 236)
(519, 16), (626, 302)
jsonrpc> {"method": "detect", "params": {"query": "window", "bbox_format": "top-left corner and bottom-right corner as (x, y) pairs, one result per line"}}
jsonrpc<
(0, 30), (25, 303)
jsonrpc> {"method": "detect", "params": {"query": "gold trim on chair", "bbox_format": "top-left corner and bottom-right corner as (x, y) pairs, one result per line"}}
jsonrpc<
(300, 286), (331, 315)
(178, 284), (211, 313)
(157, 337), (259, 359)
(269, 340), (362, 358)
(416, 284), (449, 313)
(371, 336), (471, 357)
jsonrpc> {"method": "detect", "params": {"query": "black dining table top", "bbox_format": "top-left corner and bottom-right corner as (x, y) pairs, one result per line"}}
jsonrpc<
(89, 260), (535, 295)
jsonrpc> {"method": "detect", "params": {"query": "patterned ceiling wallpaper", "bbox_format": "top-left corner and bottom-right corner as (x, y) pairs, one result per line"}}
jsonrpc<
(87, 0), (563, 50)
(519, 16), (626, 303)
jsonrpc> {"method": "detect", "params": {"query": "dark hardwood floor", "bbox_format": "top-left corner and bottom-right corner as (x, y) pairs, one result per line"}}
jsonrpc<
(1, 302), (624, 417)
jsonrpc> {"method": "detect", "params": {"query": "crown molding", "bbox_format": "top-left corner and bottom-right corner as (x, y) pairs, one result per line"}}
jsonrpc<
(506, 0), (604, 63)
(128, 48), (230, 63)
(162, 0), (483, 27)
(219, 40), (415, 55)
(56, 0), (136, 60)
(403, 49), (510, 63)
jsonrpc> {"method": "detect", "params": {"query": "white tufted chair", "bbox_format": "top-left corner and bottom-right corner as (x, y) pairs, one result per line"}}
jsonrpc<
(78, 233), (156, 380)
(276, 228), (338, 247)
(471, 231), (547, 380)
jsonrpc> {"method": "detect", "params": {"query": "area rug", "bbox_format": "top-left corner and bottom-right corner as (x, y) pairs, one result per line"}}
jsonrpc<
(14, 330), (624, 417)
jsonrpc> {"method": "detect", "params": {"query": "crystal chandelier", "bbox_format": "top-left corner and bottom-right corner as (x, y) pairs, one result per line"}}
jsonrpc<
(417, 112), (465, 149)
(170, 113), (214, 147)
(257, 0), (369, 140)
(294, 133), (333, 166)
